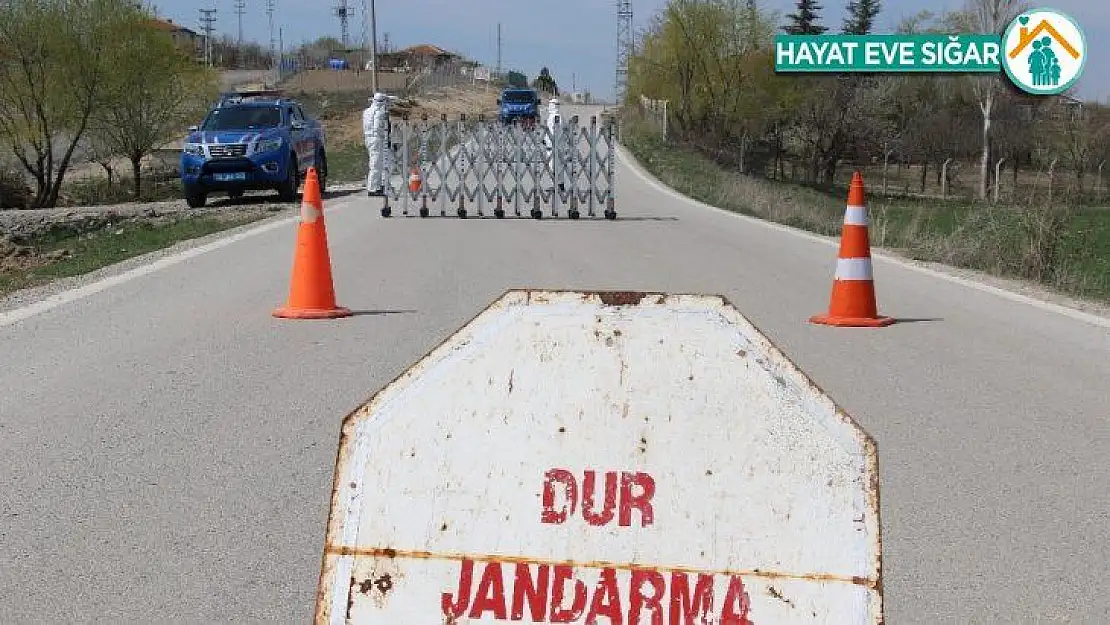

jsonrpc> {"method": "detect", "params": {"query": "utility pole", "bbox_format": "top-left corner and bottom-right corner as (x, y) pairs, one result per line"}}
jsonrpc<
(233, 0), (246, 48)
(616, 0), (633, 105)
(359, 0), (368, 73)
(266, 0), (276, 79)
(199, 7), (217, 68)
(368, 0), (378, 92)
(496, 23), (502, 80)
(334, 0), (350, 48)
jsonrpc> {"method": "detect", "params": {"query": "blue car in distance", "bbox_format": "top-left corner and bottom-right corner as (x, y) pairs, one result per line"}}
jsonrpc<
(180, 90), (327, 208)
(498, 87), (541, 127)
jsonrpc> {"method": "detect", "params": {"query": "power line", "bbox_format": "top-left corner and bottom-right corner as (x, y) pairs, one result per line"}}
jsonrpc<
(616, 0), (633, 105)
(199, 7), (217, 68)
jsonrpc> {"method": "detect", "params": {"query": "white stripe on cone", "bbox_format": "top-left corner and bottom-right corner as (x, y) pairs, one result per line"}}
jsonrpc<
(301, 201), (321, 224)
(844, 205), (868, 226)
(835, 257), (874, 281)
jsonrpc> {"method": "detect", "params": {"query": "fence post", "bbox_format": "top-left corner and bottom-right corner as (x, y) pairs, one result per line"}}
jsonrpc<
(1047, 157), (1059, 204)
(1098, 160), (1106, 196)
(662, 100), (668, 142)
(942, 158), (953, 199)
(993, 157), (1006, 203)
(881, 146), (894, 195)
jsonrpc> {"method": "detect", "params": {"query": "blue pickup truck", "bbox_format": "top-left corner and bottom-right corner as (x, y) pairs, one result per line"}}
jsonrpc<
(180, 90), (327, 208)
(497, 87), (541, 126)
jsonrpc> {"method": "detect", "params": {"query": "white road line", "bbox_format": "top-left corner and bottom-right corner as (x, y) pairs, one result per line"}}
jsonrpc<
(615, 143), (1110, 330)
(0, 197), (356, 329)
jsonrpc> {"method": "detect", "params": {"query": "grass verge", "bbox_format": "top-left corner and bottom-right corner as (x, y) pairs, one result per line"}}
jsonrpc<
(622, 120), (1110, 303)
(327, 140), (368, 184)
(0, 213), (268, 297)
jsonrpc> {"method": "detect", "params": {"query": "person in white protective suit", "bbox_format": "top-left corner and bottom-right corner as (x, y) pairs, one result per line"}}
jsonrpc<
(544, 97), (565, 193)
(363, 92), (394, 196)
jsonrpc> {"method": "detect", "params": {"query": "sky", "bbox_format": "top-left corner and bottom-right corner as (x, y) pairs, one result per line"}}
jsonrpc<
(153, 0), (1109, 102)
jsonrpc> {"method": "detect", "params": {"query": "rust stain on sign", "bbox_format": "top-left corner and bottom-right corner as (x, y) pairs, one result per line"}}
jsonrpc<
(323, 545), (880, 589)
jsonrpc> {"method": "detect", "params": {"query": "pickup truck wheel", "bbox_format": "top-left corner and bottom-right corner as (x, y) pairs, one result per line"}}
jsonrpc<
(185, 189), (207, 209)
(316, 150), (328, 193)
(277, 155), (299, 202)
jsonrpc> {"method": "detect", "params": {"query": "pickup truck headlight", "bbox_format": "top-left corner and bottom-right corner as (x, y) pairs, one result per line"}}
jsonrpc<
(182, 143), (204, 157)
(255, 137), (283, 154)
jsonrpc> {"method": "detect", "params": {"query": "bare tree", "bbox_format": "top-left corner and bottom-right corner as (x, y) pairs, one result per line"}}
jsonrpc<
(92, 17), (218, 197)
(0, 0), (143, 208)
(963, 0), (1028, 200)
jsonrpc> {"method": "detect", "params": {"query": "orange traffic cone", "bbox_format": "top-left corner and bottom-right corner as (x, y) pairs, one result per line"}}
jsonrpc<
(408, 167), (422, 193)
(810, 171), (894, 328)
(273, 168), (352, 320)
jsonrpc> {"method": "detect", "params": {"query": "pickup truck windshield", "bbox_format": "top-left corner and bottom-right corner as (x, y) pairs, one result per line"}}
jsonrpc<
(503, 91), (535, 104)
(201, 106), (282, 131)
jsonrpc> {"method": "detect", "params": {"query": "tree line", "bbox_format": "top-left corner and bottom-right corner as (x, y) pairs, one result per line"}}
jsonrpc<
(0, 0), (218, 208)
(626, 0), (1110, 202)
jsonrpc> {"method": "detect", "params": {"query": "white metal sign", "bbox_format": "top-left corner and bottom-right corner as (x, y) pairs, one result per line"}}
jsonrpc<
(315, 291), (883, 624)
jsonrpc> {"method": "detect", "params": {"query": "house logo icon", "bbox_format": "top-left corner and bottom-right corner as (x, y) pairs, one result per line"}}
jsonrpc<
(1001, 8), (1086, 95)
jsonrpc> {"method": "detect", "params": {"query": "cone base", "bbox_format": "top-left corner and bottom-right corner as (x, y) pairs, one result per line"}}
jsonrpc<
(272, 305), (353, 320)
(809, 314), (894, 328)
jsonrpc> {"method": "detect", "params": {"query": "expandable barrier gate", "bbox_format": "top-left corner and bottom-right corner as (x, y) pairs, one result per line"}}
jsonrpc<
(377, 114), (617, 220)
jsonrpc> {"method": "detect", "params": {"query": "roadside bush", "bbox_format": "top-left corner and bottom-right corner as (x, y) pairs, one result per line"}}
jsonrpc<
(62, 175), (178, 207)
(0, 166), (31, 209)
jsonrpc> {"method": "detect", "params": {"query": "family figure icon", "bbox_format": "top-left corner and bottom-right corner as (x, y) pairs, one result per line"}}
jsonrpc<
(1028, 37), (1061, 87)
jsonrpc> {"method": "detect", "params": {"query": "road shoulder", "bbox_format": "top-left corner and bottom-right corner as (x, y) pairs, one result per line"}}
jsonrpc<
(615, 142), (1110, 328)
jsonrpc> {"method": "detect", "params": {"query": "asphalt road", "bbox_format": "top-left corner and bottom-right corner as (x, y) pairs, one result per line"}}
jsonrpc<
(2, 105), (1108, 623)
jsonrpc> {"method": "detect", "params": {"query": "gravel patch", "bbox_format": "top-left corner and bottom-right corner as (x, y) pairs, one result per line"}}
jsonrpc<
(0, 191), (294, 242)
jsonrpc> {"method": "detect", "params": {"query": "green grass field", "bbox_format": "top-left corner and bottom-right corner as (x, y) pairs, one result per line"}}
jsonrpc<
(0, 214), (268, 296)
(622, 123), (1110, 302)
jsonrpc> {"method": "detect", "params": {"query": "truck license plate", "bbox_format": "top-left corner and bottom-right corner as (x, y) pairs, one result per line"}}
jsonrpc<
(213, 172), (246, 182)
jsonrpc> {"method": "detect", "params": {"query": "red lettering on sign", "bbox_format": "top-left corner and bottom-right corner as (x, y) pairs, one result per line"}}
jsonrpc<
(511, 563), (550, 621)
(549, 565), (587, 622)
(720, 576), (754, 625)
(541, 469), (577, 524)
(620, 472), (656, 527)
(442, 560), (753, 624)
(670, 573), (715, 624)
(629, 570), (665, 624)
(582, 471), (618, 526)
(441, 558), (473, 618)
(585, 568), (623, 623)
(541, 469), (656, 528)
(470, 562), (509, 619)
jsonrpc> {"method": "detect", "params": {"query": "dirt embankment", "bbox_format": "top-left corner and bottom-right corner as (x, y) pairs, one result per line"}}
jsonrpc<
(294, 82), (500, 148)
